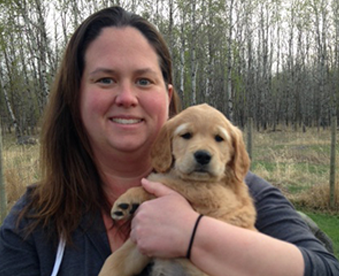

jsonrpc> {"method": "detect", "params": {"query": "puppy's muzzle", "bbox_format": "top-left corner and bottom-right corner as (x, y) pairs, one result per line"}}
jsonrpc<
(194, 150), (212, 166)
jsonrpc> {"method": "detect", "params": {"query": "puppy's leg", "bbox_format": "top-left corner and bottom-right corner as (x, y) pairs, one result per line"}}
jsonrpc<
(175, 259), (208, 276)
(99, 239), (151, 276)
(100, 187), (153, 275)
(151, 259), (187, 276)
(151, 258), (207, 276)
(111, 186), (154, 221)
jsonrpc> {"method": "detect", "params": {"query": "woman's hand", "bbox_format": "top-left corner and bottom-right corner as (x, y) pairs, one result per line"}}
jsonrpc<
(130, 178), (199, 258)
(129, 179), (305, 276)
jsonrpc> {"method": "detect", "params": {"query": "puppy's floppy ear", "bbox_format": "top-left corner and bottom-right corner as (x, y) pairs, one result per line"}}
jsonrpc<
(228, 126), (250, 181)
(150, 122), (174, 173)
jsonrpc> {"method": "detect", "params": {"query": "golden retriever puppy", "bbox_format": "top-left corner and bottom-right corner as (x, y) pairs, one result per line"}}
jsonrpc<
(99, 103), (257, 276)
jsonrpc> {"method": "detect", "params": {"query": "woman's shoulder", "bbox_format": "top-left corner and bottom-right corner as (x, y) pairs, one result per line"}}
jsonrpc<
(1, 185), (37, 231)
(244, 171), (297, 224)
(245, 171), (280, 199)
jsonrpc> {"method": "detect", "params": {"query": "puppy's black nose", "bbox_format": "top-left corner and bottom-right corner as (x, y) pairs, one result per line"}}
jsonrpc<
(194, 150), (212, 165)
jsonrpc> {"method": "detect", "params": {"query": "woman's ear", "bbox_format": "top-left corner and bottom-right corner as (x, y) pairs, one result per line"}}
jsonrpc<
(167, 84), (173, 103)
(167, 84), (173, 116)
(151, 122), (173, 173)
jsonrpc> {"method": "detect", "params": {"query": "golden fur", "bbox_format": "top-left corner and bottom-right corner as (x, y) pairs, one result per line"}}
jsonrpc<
(99, 103), (257, 276)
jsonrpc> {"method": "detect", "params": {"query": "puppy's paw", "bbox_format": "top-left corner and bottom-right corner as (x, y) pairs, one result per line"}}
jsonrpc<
(111, 200), (140, 221)
(110, 186), (153, 221)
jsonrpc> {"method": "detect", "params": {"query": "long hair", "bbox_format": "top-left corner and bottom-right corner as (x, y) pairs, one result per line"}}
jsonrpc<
(18, 6), (181, 244)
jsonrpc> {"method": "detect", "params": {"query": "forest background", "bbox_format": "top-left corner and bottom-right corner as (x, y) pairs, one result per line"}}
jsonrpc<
(0, 0), (338, 135)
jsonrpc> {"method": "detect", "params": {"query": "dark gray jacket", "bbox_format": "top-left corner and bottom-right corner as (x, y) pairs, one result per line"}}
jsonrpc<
(1, 172), (338, 275)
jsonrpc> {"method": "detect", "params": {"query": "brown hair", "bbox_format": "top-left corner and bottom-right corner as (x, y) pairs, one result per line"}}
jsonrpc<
(19, 6), (181, 244)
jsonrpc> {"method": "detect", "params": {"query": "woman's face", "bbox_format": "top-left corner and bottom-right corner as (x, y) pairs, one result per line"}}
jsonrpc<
(80, 27), (173, 159)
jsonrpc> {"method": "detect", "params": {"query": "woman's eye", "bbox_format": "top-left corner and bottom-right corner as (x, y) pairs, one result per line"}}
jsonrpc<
(181, 133), (192, 140)
(137, 78), (151, 86)
(215, 135), (224, 142)
(98, 78), (114, 85)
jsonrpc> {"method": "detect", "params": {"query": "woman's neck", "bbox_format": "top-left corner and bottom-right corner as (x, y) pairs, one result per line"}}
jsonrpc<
(103, 167), (152, 202)
(95, 151), (153, 250)
(96, 152), (153, 205)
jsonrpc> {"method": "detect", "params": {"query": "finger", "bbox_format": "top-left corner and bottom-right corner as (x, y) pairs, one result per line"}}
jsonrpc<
(141, 178), (175, 198)
(130, 227), (136, 243)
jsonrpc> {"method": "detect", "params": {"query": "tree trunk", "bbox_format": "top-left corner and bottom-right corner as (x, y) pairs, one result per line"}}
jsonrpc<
(179, 5), (186, 106)
(329, 111), (337, 209)
(225, 0), (234, 120)
(1, 49), (21, 140)
(0, 116), (7, 224)
(190, 0), (197, 105)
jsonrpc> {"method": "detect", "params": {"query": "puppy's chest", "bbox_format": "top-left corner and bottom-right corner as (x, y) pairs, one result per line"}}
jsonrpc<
(148, 172), (229, 210)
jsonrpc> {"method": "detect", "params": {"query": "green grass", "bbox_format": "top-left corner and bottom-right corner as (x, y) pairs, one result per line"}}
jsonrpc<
(249, 127), (339, 259)
(303, 211), (339, 260)
(249, 128), (339, 210)
(287, 184), (311, 194)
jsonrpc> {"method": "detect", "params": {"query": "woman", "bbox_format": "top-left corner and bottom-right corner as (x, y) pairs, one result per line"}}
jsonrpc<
(0, 6), (338, 276)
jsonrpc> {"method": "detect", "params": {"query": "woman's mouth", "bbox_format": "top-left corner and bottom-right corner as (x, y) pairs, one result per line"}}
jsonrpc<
(111, 118), (143, 125)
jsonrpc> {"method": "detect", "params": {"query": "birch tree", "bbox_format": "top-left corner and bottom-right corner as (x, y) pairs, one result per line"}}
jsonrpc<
(330, 0), (339, 117)
(0, 12), (22, 140)
(189, 0), (198, 105)
(224, 0), (235, 119)
(311, 0), (330, 129)
(178, 1), (187, 104)
(0, 0), (339, 134)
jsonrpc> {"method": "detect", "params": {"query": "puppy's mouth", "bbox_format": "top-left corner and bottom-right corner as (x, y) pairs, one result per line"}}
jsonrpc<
(185, 165), (214, 179)
(193, 165), (210, 174)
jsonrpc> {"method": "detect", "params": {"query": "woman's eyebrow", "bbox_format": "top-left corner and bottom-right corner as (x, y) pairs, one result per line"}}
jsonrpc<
(90, 67), (158, 75)
(89, 68), (116, 76)
(134, 68), (158, 75)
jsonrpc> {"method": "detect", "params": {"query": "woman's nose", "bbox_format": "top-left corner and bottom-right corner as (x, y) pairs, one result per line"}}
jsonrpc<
(114, 82), (138, 107)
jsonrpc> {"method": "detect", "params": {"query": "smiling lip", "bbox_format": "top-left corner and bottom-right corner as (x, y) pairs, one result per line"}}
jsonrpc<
(110, 117), (143, 125)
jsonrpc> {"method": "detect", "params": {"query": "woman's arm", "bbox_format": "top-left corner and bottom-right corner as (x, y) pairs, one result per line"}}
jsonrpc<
(0, 196), (41, 276)
(191, 215), (304, 276)
(131, 178), (339, 276)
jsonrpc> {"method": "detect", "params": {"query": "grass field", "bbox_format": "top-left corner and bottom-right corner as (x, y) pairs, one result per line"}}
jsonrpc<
(1, 134), (40, 211)
(248, 127), (339, 213)
(1, 127), (339, 259)
(247, 127), (339, 259)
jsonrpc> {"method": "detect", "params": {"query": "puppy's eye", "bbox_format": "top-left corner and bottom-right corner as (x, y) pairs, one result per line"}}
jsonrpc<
(181, 133), (192, 140)
(215, 135), (224, 142)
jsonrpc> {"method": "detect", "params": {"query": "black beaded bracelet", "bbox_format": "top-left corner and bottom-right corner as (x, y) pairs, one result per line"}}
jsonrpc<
(186, 214), (204, 259)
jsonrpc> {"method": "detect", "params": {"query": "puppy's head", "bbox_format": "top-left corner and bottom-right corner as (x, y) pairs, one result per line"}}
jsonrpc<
(151, 104), (250, 182)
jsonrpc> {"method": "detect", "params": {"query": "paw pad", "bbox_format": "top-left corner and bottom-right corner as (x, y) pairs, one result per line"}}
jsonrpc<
(111, 203), (140, 221)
